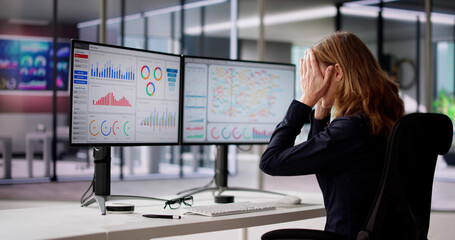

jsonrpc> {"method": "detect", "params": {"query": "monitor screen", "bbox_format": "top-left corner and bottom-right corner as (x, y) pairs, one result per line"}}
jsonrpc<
(182, 56), (295, 144)
(70, 40), (181, 146)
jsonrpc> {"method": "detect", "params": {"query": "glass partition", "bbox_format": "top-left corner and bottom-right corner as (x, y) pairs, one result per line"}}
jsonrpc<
(0, 0), (55, 180)
(2, 0), (454, 183)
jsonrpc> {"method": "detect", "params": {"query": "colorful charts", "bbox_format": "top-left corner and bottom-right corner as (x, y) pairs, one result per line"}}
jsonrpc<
(87, 115), (134, 142)
(70, 40), (181, 145)
(146, 82), (156, 96)
(101, 120), (112, 136)
(154, 67), (162, 80)
(135, 100), (179, 142)
(206, 124), (275, 142)
(182, 63), (208, 142)
(137, 59), (180, 101)
(182, 58), (295, 144)
(208, 65), (292, 123)
(89, 120), (99, 136)
(184, 117), (206, 141)
(92, 92), (133, 107)
(89, 84), (135, 114)
(90, 52), (135, 81)
(137, 59), (165, 99)
(141, 65), (150, 79)
(0, 39), (69, 91)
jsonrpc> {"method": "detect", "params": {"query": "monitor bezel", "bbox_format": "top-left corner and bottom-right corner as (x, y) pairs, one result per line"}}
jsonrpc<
(180, 55), (296, 146)
(69, 39), (183, 147)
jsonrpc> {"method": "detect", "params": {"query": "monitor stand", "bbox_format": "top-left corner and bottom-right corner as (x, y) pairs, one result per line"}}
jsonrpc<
(177, 145), (285, 203)
(81, 147), (168, 215)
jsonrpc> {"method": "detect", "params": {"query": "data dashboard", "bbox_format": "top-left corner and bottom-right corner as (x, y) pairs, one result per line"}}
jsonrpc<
(70, 41), (181, 145)
(182, 57), (295, 144)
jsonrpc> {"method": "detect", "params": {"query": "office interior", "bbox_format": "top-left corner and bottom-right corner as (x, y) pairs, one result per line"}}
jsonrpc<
(0, 0), (455, 239)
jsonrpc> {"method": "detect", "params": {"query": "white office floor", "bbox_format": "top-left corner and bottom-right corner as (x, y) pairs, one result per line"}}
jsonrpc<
(1, 155), (455, 239)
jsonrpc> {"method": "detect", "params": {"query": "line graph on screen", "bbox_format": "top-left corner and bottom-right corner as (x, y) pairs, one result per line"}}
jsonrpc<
(208, 65), (285, 123)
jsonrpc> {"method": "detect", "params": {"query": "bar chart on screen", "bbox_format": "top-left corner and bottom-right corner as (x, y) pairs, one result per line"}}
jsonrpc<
(89, 84), (135, 114)
(135, 100), (179, 142)
(92, 92), (133, 107)
(90, 52), (136, 82)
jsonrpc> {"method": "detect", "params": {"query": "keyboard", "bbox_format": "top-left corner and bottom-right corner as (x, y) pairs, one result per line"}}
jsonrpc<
(182, 201), (276, 217)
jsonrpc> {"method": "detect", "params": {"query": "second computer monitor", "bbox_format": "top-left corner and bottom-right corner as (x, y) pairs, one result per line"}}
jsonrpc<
(182, 56), (295, 144)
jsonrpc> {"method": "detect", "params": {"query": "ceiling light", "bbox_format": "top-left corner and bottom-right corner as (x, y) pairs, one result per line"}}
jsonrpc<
(124, 13), (142, 22)
(264, 6), (337, 25)
(77, 19), (101, 28)
(183, 0), (227, 10)
(340, 6), (379, 18)
(106, 17), (121, 25)
(185, 6), (337, 35)
(341, 5), (455, 25)
(144, 6), (181, 17)
(431, 12), (455, 25)
(78, 0), (227, 28)
(8, 18), (50, 26)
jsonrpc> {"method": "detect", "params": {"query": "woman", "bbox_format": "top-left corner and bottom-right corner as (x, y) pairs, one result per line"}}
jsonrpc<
(260, 31), (404, 240)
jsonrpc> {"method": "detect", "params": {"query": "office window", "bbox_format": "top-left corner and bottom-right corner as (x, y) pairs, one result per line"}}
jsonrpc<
(436, 42), (455, 97)
(146, 13), (174, 53)
(434, 41), (455, 122)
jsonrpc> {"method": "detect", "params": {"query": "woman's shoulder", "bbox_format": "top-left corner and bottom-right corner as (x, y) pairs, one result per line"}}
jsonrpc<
(332, 113), (368, 124)
(330, 114), (370, 132)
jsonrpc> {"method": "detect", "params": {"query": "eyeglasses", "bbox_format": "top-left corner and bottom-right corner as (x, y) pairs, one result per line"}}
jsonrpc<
(164, 195), (194, 209)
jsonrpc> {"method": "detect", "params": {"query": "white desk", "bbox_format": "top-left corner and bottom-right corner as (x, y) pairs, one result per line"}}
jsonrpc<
(0, 192), (325, 240)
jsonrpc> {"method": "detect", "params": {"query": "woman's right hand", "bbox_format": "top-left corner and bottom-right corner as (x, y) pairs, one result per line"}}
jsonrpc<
(299, 49), (334, 108)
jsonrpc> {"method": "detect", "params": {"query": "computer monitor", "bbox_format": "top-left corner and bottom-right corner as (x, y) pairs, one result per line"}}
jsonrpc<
(181, 56), (295, 145)
(70, 40), (181, 146)
(179, 56), (295, 200)
(69, 40), (181, 214)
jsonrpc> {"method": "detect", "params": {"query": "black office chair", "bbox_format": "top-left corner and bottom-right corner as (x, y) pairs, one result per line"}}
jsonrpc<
(262, 113), (453, 240)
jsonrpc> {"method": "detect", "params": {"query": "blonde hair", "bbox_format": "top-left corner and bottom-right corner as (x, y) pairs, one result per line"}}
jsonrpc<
(313, 31), (404, 136)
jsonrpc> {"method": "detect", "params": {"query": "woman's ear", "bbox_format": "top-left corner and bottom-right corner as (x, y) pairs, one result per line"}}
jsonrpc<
(334, 64), (343, 81)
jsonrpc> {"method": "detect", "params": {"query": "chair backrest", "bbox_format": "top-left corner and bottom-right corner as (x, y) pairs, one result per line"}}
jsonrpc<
(357, 113), (453, 240)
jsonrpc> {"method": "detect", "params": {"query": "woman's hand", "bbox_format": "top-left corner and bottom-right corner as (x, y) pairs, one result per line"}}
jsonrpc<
(299, 49), (334, 108)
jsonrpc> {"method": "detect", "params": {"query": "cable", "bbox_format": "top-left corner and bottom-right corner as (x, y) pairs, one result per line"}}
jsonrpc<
(176, 176), (215, 195)
(202, 177), (215, 188)
(80, 174), (95, 204)
(109, 195), (169, 202)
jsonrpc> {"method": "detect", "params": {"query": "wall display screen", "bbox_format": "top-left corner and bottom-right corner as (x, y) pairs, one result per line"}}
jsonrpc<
(0, 37), (70, 91)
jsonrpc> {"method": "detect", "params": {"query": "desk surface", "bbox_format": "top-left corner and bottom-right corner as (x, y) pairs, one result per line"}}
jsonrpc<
(0, 192), (325, 240)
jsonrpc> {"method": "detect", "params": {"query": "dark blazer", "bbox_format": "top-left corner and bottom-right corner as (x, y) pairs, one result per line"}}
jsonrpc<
(260, 100), (387, 240)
